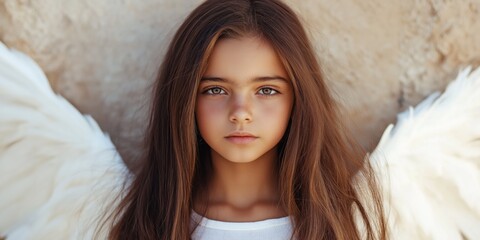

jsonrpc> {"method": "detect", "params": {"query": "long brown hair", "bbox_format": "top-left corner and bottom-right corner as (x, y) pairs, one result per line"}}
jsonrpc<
(106, 0), (387, 239)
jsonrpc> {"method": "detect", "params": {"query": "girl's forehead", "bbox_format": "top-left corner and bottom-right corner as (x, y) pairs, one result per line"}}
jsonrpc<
(203, 36), (289, 84)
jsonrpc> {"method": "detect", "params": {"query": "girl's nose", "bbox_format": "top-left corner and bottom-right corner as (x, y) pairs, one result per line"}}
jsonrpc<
(229, 95), (252, 123)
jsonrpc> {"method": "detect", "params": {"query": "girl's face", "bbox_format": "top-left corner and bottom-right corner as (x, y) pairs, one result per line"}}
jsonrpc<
(195, 36), (294, 163)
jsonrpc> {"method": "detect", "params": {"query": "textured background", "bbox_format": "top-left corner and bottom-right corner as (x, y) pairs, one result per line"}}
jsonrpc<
(1, 0), (479, 168)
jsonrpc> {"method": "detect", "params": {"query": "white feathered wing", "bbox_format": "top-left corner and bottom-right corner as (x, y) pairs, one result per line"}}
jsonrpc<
(369, 67), (480, 240)
(0, 41), (130, 239)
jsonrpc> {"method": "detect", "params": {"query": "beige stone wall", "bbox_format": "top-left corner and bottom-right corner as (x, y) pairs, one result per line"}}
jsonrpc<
(1, 0), (479, 167)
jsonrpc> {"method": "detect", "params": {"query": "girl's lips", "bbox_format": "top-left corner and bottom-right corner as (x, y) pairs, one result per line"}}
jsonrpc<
(225, 136), (258, 144)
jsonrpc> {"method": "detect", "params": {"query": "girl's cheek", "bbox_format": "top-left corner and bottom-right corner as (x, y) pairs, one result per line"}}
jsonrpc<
(197, 99), (227, 119)
(259, 98), (292, 117)
(258, 103), (276, 116)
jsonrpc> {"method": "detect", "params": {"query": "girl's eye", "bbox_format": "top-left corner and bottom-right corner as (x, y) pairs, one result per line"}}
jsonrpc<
(258, 87), (278, 95)
(204, 87), (226, 95)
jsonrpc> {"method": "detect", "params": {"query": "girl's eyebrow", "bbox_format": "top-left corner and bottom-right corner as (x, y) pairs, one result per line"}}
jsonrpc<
(200, 76), (289, 83)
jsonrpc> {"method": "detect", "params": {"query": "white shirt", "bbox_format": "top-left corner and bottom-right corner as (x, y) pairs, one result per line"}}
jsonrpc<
(190, 211), (294, 240)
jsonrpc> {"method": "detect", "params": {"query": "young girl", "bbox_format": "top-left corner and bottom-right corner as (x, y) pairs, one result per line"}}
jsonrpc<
(106, 0), (386, 239)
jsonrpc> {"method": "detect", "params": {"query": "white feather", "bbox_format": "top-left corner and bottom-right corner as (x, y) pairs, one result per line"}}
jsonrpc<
(369, 66), (480, 239)
(0, 41), (130, 239)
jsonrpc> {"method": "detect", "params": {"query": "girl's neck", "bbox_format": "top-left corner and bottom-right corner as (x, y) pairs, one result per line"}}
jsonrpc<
(196, 147), (287, 222)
